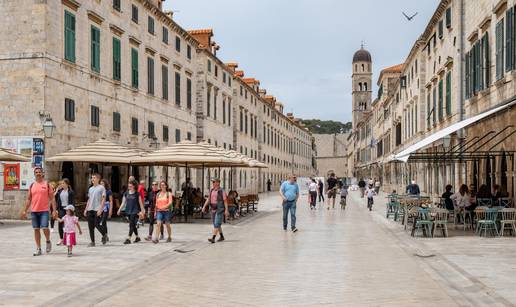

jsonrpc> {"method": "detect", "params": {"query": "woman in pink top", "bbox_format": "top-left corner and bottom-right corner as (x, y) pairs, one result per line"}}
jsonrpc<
(56, 205), (82, 257)
(153, 181), (173, 244)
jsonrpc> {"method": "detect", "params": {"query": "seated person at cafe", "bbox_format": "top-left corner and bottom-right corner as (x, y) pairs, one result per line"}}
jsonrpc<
(476, 184), (493, 205)
(451, 184), (476, 212)
(227, 190), (239, 219)
(442, 185), (454, 211)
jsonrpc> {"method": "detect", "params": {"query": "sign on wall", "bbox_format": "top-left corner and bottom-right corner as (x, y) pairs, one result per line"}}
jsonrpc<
(4, 163), (20, 191)
(0, 137), (44, 191)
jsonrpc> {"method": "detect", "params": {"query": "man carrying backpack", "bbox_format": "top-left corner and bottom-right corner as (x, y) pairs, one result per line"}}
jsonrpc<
(20, 167), (57, 256)
(202, 178), (229, 243)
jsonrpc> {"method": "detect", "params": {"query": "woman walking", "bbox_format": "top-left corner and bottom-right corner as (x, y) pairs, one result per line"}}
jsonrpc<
(55, 179), (75, 246)
(308, 178), (318, 210)
(153, 181), (173, 243)
(100, 179), (113, 242)
(118, 181), (145, 244)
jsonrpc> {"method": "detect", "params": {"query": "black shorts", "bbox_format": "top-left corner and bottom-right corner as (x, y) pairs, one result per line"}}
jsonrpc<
(328, 189), (337, 198)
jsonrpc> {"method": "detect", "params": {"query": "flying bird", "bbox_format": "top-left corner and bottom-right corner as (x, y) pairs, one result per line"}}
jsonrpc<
(402, 12), (418, 21)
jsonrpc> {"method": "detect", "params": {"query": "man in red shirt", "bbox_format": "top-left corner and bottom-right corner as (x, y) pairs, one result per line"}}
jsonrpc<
(21, 167), (57, 256)
(138, 180), (146, 204)
(202, 178), (229, 243)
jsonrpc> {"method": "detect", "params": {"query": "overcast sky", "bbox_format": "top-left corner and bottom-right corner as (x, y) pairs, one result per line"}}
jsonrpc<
(165, 0), (439, 123)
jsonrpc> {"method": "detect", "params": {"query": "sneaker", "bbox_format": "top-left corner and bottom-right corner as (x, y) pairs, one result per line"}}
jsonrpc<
(166, 237), (172, 243)
(45, 241), (52, 254)
(152, 239), (159, 244)
(123, 239), (131, 244)
(292, 227), (298, 233)
(134, 237), (141, 243)
(145, 236), (152, 241)
(88, 242), (96, 248)
(217, 237), (225, 242)
(56, 240), (63, 246)
(67, 251), (72, 257)
(33, 248), (42, 256)
(208, 238), (215, 243)
(159, 234), (164, 240)
(101, 235), (107, 245)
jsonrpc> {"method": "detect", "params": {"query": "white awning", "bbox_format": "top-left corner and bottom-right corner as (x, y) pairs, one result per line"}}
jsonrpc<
(389, 99), (516, 163)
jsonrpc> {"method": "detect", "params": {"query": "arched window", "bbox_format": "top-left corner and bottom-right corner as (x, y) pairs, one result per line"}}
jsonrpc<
(364, 82), (368, 91)
(362, 64), (365, 71)
(355, 64), (357, 72)
(358, 82), (362, 91)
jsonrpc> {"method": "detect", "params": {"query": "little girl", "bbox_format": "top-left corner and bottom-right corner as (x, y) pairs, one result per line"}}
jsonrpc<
(57, 205), (82, 257)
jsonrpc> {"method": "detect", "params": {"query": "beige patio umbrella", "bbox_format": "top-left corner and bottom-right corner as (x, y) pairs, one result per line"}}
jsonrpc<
(0, 148), (31, 162)
(47, 139), (146, 164)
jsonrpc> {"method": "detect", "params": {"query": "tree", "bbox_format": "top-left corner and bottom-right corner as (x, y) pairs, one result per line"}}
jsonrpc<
(301, 119), (351, 134)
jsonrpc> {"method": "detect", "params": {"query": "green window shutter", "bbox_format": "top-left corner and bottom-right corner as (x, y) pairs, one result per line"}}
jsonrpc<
(496, 20), (505, 80)
(432, 87), (436, 124)
(175, 72), (181, 105)
(187, 78), (192, 109)
(483, 33), (490, 87)
(64, 11), (76, 62)
(113, 37), (121, 81)
(162, 65), (168, 100)
(438, 79), (443, 121)
(506, 8), (513, 72)
(147, 57), (154, 95)
(91, 26), (100, 72)
(446, 72), (451, 116)
(131, 48), (139, 88)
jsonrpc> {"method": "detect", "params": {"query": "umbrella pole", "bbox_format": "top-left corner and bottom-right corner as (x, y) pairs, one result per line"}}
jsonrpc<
(201, 163), (205, 219)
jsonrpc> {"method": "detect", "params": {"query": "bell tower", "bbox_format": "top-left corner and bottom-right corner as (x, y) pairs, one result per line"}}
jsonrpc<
(351, 45), (372, 130)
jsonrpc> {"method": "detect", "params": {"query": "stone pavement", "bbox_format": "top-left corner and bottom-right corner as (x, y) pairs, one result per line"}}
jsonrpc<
(0, 191), (513, 306)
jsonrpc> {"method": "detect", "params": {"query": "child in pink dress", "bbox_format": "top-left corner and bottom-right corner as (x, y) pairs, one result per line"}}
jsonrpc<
(57, 205), (82, 257)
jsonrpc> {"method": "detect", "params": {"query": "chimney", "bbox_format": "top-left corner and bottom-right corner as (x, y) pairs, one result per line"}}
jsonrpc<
(235, 70), (244, 78)
(258, 89), (267, 97)
(226, 63), (238, 72)
(188, 29), (213, 51)
(286, 113), (294, 120)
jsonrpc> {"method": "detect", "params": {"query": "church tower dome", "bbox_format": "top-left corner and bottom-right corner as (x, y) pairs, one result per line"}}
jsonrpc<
(351, 45), (373, 130)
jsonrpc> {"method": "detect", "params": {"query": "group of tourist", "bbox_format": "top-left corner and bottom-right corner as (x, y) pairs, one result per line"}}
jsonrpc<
(441, 183), (507, 212)
(21, 167), (231, 257)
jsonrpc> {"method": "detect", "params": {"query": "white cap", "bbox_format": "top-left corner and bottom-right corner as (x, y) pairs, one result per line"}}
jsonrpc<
(64, 204), (75, 211)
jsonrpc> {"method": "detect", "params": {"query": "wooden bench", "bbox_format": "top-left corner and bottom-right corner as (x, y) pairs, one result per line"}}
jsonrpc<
(248, 194), (259, 212)
(239, 195), (250, 215)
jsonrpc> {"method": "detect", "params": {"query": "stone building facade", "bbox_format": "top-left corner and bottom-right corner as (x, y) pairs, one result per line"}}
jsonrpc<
(352, 0), (516, 199)
(314, 133), (350, 178)
(0, 0), (316, 218)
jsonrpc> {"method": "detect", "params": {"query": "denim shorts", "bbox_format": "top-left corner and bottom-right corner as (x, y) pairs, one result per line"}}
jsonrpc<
(31, 211), (49, 229)
(211, 210), (223, 228)
(156, 210), (171, 224)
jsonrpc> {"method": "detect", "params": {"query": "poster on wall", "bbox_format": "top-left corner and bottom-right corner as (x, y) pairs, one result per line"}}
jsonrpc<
(19, 162), (34, 190)
(33, 155), (44, 168)
(18, 138), (33, 157)
(4, 163), (20, 191)
(33, 138), (44, 155)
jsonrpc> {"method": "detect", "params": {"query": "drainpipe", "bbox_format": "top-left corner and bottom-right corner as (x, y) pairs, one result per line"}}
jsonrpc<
(458, 0), (465, 185)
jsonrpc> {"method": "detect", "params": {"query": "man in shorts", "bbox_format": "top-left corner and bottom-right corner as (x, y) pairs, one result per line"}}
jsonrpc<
(202, 178), (229, 243)
(326, 173), (338, 209)
(20, 167), (57, 256)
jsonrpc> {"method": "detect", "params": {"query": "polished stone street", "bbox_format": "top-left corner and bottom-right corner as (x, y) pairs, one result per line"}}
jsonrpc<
(1, 191), (515, 306)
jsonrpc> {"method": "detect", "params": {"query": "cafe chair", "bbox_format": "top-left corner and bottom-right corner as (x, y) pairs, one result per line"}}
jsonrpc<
(500, 208), (516, 237)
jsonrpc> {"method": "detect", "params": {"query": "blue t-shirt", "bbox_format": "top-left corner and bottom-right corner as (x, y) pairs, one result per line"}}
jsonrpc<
(104, 190), (112, 212)
(281, 181), (299, 202)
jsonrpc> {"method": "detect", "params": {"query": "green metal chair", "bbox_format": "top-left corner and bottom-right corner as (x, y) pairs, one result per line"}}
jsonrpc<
(476, 208), (499, 237)
(411, 207), (433, 237)
(386, 201), (400, 220)
(500, 208), (516, 237)
(431, 208), (449, 237)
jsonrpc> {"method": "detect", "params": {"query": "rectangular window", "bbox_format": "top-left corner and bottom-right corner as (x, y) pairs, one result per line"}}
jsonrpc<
(64, 98), (75, 122)
(215, 65), (218, 77)
(91, 26), (101, 72)
(244, 113), (248, 134)
(91, 106), (100, 127)
(112, 37), (121, 81)
(147, 57), (154, 95)
(445, 7), (451, 28)
(445, 71), (452, 116)
(507, 8), (515, 72)
(214, 92), (217, 120)
(187, 132), (192, 141)
(228, 99), (231, 126)
(481, 33), (490, 89)
(162, 26), (168, 44)
(148, 16), (154, 34)
(148, 121), (155, 138)
(496, 19), (505, 80)
(438, 79), (443, 121)
(64, 11), (76, 62)
(131, 117), (138, 135)
(175, 129), (181, 143)
(187, 45), (192, 59)
(239, 110), (243, 132)
(223, 72), (226, 84)
(222, 98), (226, 124)
(438, 20), (444, 39)
(207, 88), (211, 117)
(208, 60), (212, 72)
(113, 112), (121, 132)
(175, 36), (181, 52)
(132, 5), (138, 23)
(131, 48), (139, 88)
(163, 125), (169, 142)
(175, 72), (181, 105)
(432, 87), (437, 124)
(187, 78), (192, 109)
(228, 76), (232, 87)
(113, 0), (121, 11)
(162, 65), (168, 100)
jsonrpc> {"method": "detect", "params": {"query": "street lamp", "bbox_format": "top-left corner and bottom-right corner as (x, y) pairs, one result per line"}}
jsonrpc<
(442, 135), (451, 150)
(42, 117), (56, 138)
